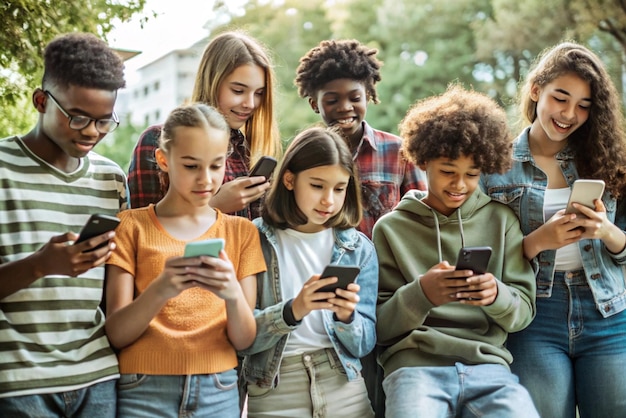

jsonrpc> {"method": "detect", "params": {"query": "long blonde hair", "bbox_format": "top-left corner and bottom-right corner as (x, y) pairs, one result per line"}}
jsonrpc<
(192, 31), (281, 168)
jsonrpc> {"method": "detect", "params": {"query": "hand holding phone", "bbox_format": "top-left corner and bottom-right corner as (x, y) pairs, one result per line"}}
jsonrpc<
(455, 246), (492, 275)
(565, 179), (605, 216)
(74, 214), (120, 251)
(315, 265), (361, 296)
(246, 156), (277, 188)
(184, 238), (225, 258)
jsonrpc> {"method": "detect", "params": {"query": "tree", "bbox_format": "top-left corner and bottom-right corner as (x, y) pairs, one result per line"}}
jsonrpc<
(224, 0), (334, 142)
(0, 0), (150, 137)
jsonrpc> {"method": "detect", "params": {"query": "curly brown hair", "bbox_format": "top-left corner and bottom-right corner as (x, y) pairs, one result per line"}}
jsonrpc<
(294, 39), (381, 103)
(42, 32), (125, 91)
(519, 41), (626, 197)
(399, 84), (512, 174)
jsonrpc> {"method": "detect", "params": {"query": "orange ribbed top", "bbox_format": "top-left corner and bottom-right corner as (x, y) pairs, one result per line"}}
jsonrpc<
(108, 205), (266, 375)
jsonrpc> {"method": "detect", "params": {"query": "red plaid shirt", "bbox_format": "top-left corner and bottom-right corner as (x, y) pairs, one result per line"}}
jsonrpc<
(127, 126), (262, 220)
(355, 121), (427, 238)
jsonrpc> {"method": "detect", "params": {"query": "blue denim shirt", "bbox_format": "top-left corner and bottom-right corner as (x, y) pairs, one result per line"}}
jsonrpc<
(239, 219), (378, 388)
(481, 128), (626, 318)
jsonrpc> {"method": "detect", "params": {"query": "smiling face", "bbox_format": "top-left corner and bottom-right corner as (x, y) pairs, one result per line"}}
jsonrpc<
(419, 155), (481, 216)
(529, 72), (591, 149)
(156, 125), (230, 207)
(283, 164), (350, 233)
(309, 78), (368, 144)
(38, 85), (117, 162)
(216, 63), (265, 130)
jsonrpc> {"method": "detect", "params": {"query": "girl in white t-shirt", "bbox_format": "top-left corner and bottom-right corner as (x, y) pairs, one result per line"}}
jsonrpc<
(241, 126), (378, 418)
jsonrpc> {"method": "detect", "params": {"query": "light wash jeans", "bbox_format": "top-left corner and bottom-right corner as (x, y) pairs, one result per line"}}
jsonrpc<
(0, 379), (116, 418)
(508, 269), (626, 418)
(383, 363), (538, 418)
(247, 348), (374, 418)
(116, 370), (239, 418)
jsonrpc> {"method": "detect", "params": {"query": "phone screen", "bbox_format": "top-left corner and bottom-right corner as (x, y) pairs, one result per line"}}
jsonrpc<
(316, 265), (360, 293)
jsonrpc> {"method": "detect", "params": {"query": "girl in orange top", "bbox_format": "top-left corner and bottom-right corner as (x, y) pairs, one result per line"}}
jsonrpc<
(105, 103), (265, 417)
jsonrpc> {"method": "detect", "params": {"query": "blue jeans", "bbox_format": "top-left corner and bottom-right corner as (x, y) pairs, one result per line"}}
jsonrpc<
(117, 370), (239, 418)
(0, 379), (116, 418)
(508, 269), (626, 418)
(383, 363), (538, 418)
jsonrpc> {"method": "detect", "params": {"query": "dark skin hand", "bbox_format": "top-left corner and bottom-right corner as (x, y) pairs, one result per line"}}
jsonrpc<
(34, 231), (116, 277)
(419, 261), (498, 306)
(0, 231), (114, 300)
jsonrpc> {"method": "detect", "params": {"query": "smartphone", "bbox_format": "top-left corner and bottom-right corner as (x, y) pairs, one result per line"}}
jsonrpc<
(246, 156), (277, 188)
(316, 265), (361, 294)
(565, 179), (605, 215)
(74, 214), (120, 251)
(183, 238), (225, 258)
(455, 246), (492, 275)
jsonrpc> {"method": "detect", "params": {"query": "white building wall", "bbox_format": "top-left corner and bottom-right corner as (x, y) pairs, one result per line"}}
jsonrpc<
(116, 39), (207, 129)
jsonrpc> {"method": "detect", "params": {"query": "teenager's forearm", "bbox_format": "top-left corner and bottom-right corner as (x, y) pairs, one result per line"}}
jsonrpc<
(225, 295), (257, 351)
(0, 254), (46, 299)
(105, 285), (168, 349)
(603, 223), (626, 254)
(522, 231), (542, 260)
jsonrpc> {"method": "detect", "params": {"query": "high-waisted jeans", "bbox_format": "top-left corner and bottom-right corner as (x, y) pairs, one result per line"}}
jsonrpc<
(508, 269), (626, 418)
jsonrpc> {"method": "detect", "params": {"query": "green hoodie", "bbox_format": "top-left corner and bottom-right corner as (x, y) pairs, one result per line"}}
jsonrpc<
(373, 188), (535, 377)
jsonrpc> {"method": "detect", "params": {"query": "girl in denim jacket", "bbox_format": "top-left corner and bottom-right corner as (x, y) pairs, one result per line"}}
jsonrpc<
(241, 127), (377, 418)
(481, 42), (626, 418)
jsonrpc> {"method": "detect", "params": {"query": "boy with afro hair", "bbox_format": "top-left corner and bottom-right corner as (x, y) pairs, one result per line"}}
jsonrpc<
(295, 39), (427, 416)
(373, 85), (539, 417)
(295, 39), (426, 240)
(0, 33), (126, 416)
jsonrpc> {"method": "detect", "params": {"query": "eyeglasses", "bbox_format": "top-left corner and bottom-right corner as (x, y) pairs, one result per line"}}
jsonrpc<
(44, 91), (120, 134)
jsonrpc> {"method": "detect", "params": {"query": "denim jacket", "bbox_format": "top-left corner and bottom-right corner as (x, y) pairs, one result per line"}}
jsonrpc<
(481, 127), (626, 318)
(239, 219), (378, 388)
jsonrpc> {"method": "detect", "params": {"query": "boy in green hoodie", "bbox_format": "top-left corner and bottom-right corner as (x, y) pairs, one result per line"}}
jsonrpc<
(372, 85), (539, 417)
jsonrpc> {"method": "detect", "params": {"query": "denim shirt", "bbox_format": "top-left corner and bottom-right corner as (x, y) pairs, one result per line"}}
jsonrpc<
(239, 219), (378, 388)
(481, 127), (626, 318)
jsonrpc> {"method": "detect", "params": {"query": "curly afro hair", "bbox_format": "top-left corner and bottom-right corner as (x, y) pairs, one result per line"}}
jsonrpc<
(42, 32), (125, 91)
(294, 39), (381, 103)
(400, 84), (512, 175)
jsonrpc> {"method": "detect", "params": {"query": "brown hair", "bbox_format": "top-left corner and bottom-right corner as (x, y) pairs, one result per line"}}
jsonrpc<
(519, 41), (626, 197)
(400, 84), (512, 174)
(263, 126), (362, 230)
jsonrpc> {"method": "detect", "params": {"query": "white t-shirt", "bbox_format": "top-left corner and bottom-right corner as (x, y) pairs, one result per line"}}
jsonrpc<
(544, 187), (583, 271)
(275, 227), (334, 356)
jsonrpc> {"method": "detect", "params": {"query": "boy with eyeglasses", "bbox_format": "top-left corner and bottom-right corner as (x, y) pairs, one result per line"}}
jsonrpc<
(0, 33), (126, 417)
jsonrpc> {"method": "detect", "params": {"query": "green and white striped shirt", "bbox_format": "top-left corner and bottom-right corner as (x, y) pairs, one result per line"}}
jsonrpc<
(0, 136), (125, 397)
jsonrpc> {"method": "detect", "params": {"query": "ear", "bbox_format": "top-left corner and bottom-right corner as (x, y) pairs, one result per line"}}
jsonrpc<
(308, 97), (320, 114)
(283, 170), (295, 190)
(530, 83), (540, 102)
(33, 88), (47, 113)
(155, 148), (169, 172)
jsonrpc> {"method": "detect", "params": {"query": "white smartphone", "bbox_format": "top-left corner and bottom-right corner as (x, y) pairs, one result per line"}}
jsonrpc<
(183, 238), (225, 258)
(565, 179), (605, 215)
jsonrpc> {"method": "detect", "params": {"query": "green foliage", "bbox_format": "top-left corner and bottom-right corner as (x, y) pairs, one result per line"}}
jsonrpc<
(96, 120), (147, 173)
(4, 0), (626, 164)
(0, 0), (148, 139)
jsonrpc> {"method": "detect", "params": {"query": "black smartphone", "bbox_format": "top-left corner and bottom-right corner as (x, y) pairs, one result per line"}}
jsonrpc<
(74, 214), (120, 251)
(316, 265), (361, 294)
(246, 156), (277, 188)
(183, 238), (225, 258)
(455, 246), (492, 275)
